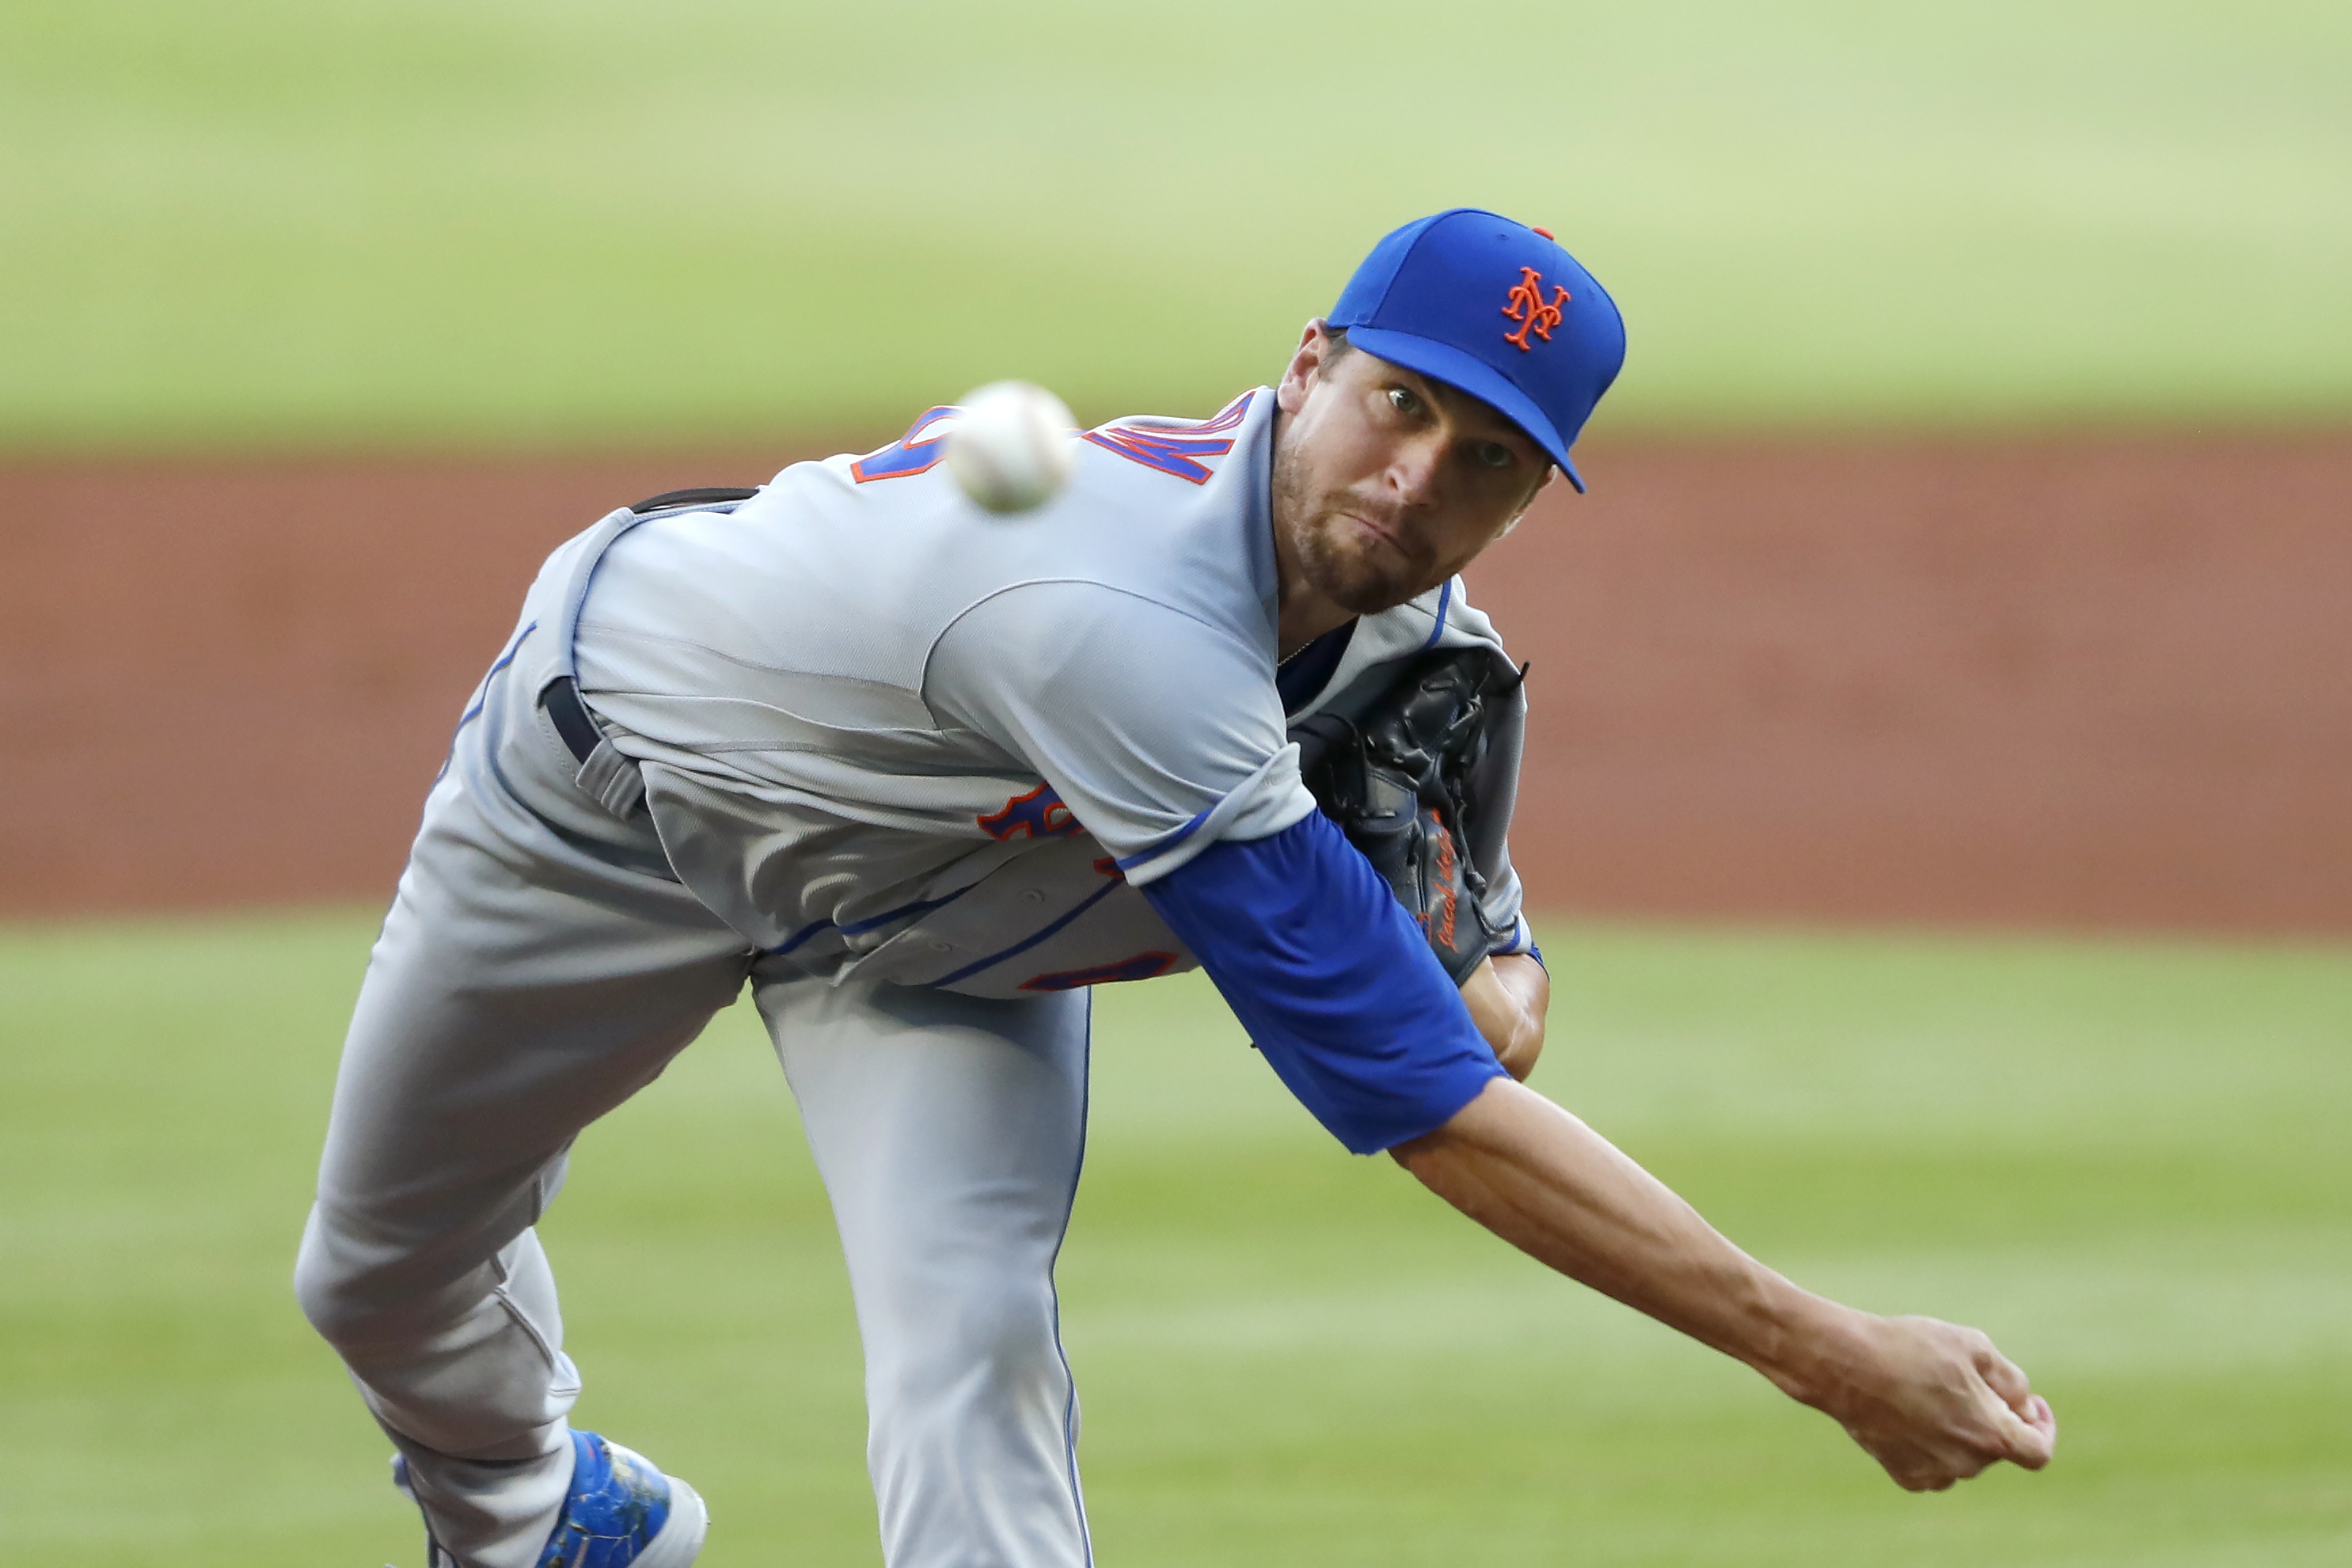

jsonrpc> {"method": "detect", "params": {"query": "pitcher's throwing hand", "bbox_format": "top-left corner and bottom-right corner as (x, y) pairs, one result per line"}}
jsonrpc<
(1797, 1312), (2059, 1490)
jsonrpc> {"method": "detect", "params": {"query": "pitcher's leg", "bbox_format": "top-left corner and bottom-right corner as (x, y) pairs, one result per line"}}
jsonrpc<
(759, 973), (1094, 1568)
(297, 762), (750, 1568)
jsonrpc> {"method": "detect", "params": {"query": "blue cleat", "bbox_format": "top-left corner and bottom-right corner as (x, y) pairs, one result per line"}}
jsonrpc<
(393, 1429), (709, 1568)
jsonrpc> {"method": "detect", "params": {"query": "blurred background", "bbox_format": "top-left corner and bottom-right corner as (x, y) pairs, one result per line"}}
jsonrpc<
(2, 2), (2346, 1564)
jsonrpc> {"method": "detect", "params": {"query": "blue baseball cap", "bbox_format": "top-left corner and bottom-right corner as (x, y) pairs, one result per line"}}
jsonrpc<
(1328, 208), (1625, 492)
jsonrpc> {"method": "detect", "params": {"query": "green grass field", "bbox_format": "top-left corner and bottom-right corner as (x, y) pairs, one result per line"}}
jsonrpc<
(6, 7), (2344, 1562)
(2, 911), (2346, 1566)
(4, 1), (2348, 451)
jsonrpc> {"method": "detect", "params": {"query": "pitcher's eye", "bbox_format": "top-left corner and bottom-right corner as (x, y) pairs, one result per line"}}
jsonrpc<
(1386, 386), (1423, 416)
(1472, 441), (1514, 469)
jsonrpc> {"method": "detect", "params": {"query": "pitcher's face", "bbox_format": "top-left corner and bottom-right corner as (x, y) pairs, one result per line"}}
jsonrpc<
(1271, 324), (1552, 617)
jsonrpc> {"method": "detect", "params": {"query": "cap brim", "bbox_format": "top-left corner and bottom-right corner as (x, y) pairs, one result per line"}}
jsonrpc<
(1343, 325), (1586, 492)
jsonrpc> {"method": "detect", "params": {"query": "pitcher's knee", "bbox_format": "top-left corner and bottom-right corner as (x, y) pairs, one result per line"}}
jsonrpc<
(293, 1211), (370, 1346)
(293, 1202), (443, 1350)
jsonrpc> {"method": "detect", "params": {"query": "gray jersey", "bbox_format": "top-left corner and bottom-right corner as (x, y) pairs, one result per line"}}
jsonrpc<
(565, 389), (1529, 999)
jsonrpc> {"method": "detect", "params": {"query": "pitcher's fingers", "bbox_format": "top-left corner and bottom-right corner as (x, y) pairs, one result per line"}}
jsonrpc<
(1995, 1401), (2057, 1469)
(1973, 1342), (2035, 1410)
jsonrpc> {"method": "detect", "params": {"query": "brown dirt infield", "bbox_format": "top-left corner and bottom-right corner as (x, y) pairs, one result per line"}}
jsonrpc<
(5, 431), (2347, 934)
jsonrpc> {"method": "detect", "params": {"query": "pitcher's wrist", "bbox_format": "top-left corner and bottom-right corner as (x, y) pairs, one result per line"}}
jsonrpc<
(1746, 1289), (1875, 1412)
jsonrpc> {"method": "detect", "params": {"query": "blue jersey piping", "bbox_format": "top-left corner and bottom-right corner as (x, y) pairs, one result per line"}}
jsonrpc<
(1419, 579), (1453, 651)
(928, 878), (1125, 989)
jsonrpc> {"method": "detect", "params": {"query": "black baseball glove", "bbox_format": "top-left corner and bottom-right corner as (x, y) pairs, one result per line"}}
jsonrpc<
(1290, 645), (1527, 985)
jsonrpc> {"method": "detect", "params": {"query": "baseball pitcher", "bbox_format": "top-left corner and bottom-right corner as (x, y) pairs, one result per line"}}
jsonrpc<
(296, 211), (2056, 1568)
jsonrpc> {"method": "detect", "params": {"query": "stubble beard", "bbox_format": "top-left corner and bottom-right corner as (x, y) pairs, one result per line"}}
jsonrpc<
(1270, 442), (1425, 618)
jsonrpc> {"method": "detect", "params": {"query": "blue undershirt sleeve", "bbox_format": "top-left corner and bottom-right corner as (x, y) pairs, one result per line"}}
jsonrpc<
(1138, 810), (1508, 1155)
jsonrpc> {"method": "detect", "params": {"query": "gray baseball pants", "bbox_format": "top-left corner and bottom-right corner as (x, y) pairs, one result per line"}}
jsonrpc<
(294, 589), (1093, 1568)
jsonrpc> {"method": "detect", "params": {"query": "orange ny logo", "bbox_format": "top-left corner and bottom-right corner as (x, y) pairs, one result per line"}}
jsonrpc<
(1500, 267), (1569, 351)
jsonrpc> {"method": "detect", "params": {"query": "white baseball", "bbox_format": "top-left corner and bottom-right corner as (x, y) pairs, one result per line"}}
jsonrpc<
(945, 381), (1077, 514)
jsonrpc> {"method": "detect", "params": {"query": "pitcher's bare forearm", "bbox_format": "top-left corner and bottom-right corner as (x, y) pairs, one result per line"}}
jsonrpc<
(1392, 1079), (2058, 1490)
(1393, 1078), (1827, 1376)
